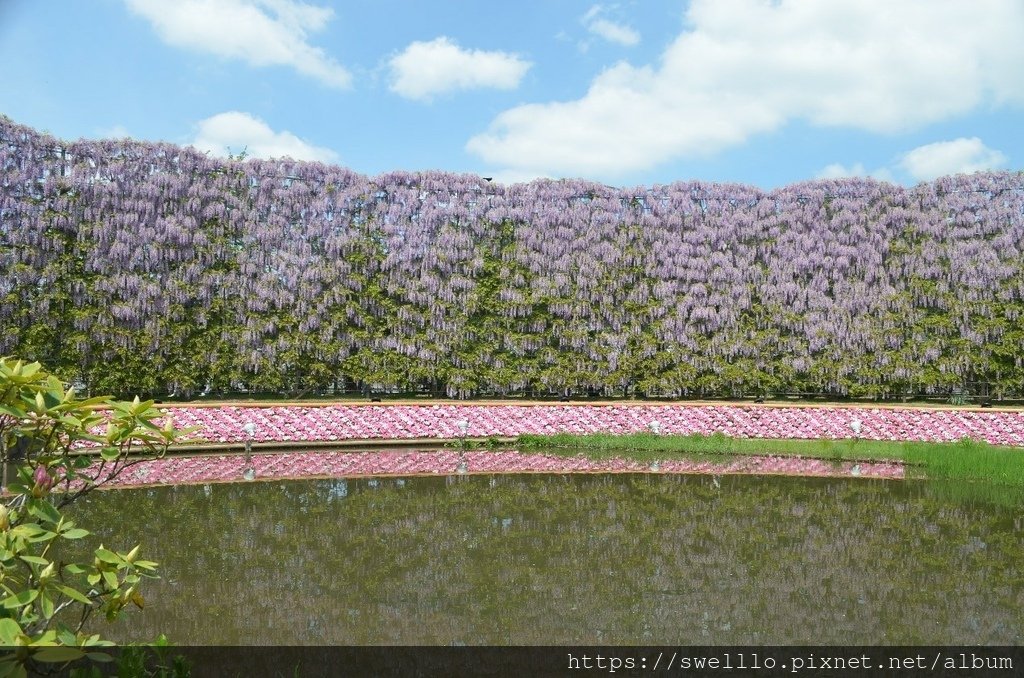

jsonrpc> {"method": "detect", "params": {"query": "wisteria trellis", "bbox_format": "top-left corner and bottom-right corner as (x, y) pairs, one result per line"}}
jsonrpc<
(1, 116), (1022, 399)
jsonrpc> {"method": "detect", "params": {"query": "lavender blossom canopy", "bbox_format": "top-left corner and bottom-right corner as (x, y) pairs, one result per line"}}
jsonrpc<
(1, 116), (1022, 399)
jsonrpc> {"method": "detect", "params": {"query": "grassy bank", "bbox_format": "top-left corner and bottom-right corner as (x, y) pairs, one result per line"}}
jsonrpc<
(514, 432), (1024, 488)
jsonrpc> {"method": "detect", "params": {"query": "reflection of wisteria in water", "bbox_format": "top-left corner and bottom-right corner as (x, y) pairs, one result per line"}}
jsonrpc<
(3, 116), (1024, 398)
(70, 474), (1024, 645)
(326, 478), (348, 500)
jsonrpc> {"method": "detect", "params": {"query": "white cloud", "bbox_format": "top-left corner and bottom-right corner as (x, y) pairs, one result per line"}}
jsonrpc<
(190, 111), (339, 162)
(124, 0), (351, 88)
(387, 37), (531, 101)
(816, 162), (868, 180)
(489, 168), (554, 186)
(817, 138), (1007, 184)
(469, 0), (1024, 181)
(898, 137), (1008, 181)
(588, 19), (641, 46)
(99, 124), (132, 139)
(814, 162), (894, 183)
(582, 5), (640, 46)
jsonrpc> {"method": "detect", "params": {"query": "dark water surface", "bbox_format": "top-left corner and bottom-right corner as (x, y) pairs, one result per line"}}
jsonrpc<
(68, 473), (1023, 645)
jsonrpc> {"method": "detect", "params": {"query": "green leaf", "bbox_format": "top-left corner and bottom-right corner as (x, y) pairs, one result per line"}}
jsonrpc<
(19, 556), (49, 566)
(1, 590), (38, 609)
(0, 661), (28, 678)
(0, 405), (25, 418)
(64, 563), (87, 574)
(75, 395), (114, 409)
(59, 415), (83, 428)
(32, 647), (85, 663)
(99, 446), (120, 462)
(81, 634), (114, 647)
(10, 524), (46, 538)
(27, 531), (58, 544)
(58, 585), (93, 605)
(101, 571), (118, 590)
(61, 528), (90, 540)
(28, 500), (61, 525)
(32, 630), (57, 645)
(39, 593), (54, 620)
(93, 547), (121, 564)
(0, 618), (22, 645)
(5, 482), (30, 496)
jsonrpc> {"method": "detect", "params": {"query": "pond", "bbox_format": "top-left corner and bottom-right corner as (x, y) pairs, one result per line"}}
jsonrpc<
(69, 471), (1023, 645)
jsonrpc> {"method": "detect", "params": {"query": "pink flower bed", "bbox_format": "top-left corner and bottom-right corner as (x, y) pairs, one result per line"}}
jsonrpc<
(69, 403), (1024, 488)
(100, 449), (903, 489)
(164, 404), (1024, 448)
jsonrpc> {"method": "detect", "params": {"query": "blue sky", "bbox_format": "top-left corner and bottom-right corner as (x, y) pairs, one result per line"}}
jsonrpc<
(1, 0), (1022, 188)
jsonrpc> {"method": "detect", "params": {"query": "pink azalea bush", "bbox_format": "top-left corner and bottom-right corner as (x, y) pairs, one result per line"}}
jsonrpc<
(163, 404), (1024, 448)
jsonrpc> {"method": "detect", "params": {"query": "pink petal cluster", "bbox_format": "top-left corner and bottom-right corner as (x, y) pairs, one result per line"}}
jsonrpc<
(162, 404), (1024, 447)
(33, 464), (55, 490)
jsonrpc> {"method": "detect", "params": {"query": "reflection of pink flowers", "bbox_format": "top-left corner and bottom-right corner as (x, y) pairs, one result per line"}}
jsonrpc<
(75, 448), (905, 490)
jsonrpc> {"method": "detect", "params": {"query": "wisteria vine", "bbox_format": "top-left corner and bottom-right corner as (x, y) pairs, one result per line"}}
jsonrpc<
(1, 116), (1023, 399)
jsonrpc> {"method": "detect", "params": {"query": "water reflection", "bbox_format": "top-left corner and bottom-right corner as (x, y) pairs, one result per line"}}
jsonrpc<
(68, 473), (1023, 645)
(326, 479), (348, 500)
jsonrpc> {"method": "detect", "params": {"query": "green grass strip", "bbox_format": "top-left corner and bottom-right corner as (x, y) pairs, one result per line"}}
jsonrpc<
(513, 432), (1024, 487)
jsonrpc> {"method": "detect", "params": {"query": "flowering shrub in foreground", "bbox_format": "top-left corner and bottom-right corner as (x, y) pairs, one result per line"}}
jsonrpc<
(0, 358), (188, 675)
